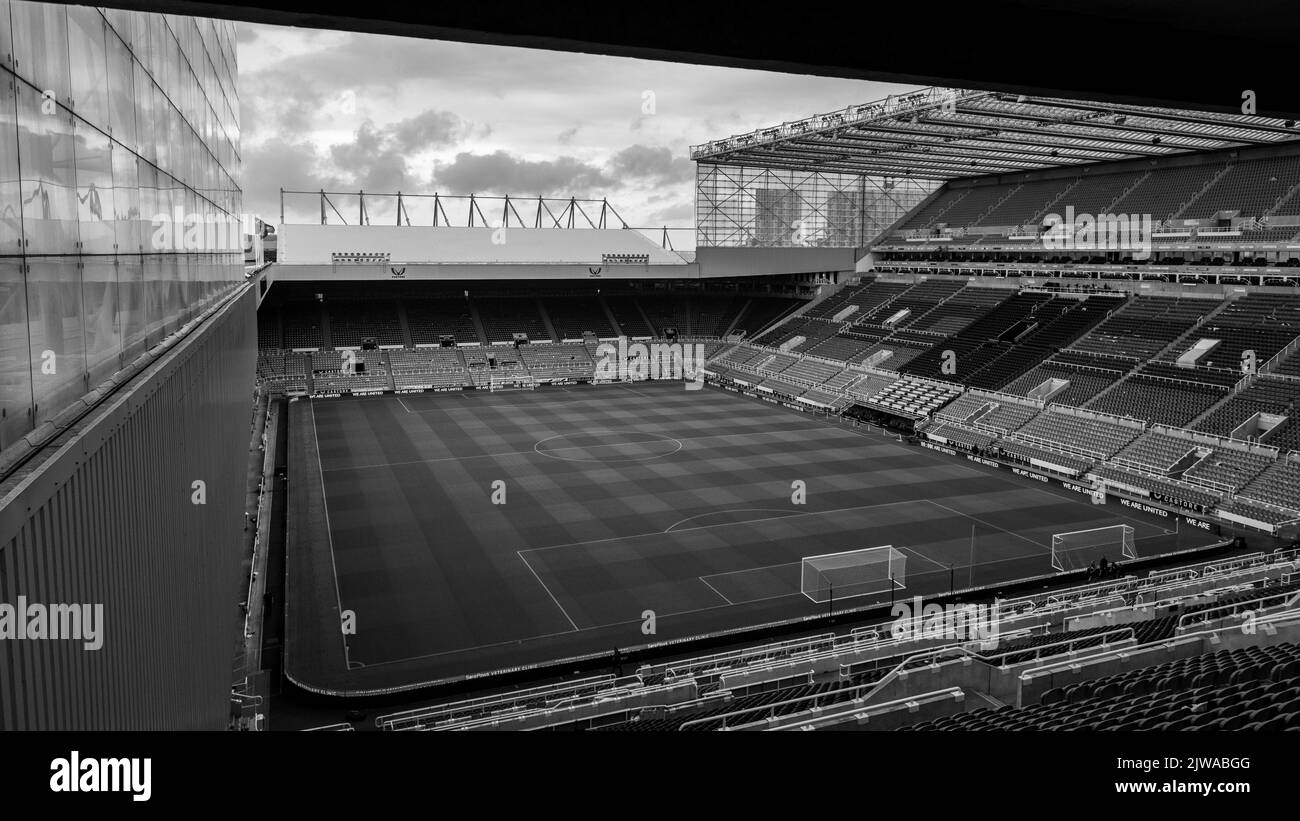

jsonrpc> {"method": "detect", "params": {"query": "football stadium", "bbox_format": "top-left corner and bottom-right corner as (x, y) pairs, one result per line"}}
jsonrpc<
(2, 2), (1300, 743)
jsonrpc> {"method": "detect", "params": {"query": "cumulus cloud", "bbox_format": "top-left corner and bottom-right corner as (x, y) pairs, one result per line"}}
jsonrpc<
(608, 144), (695, 184)
(435, 151), (614, 196)
(322, 110), (469, 191)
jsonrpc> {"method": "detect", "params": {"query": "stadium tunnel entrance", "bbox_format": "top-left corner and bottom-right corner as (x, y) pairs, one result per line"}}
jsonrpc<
(841, 403), (918, 435)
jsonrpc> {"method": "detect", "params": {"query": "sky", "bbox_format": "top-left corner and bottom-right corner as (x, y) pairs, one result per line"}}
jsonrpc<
(235, 22), (921, 241)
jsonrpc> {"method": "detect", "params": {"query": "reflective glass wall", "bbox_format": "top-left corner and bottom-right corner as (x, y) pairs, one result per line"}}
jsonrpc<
(696, 164), (938, 249)
(1, 3), (241, 451)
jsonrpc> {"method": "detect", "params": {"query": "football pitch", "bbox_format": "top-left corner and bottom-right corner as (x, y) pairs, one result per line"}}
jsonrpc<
(284, 380), (1206, 692)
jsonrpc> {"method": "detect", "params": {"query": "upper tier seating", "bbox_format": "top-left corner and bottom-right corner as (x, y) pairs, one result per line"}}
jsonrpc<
(544, 297), (615, 339)
(803, 279), (876, 320)
(998, 358), (1125, 410)
(1107, 161), (1227, 221)
(904, 287), (1010, 336)
(735, 298), (803, 339)
(476, 297), (553, 342)
(1195, 377), (1300, 439)
(257, 311), (281, 350)
(604, 296), (654, 337)
(281, 304), (324, 349)
(977, 176), (1078, 227)
(328, 301), (402, 348)
(1085, 373), (1229, 427)
(1068, 295), (1216, 362)
(406, 298), (480, 344)
(1179, 155), (1300, 219)
(692, 296), (747, 337)
(804, 334), (876, 363)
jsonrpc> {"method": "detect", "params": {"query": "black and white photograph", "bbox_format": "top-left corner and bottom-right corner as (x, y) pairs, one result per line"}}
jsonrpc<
(0, 0), (1297, 805)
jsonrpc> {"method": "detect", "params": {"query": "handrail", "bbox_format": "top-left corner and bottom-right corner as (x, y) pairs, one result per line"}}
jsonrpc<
(1175, 587), (1300, 632)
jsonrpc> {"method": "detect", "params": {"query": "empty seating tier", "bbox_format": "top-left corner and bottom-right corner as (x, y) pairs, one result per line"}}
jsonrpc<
(1069, 295), (1215, 362)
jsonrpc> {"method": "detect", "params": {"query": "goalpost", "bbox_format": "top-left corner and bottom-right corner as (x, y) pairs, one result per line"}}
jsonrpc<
(489, 373), (535, 392)
(1050, 524), (1136, 572)
(801, 545), (907, 604)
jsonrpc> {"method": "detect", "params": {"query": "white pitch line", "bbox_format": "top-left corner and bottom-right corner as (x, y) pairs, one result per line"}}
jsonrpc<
(698, 575), (734, 605)
(517, 551), (580, 632)
(665, 507), (802, 533)
(309, 398), (352, 666)
(520, 498), (933, 556)
(894, 541), (953, 571)
(924, 498), (1053, 552)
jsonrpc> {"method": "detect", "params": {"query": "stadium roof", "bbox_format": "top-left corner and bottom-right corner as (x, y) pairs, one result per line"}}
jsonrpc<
(690, 88), (1300, 181)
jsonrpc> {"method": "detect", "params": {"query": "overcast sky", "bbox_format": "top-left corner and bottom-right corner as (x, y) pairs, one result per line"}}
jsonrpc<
(235, 23), (920, 241)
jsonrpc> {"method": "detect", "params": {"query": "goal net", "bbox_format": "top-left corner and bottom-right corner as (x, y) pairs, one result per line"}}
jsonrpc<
(489, 373), (535, 392)
(1051, 524), (1136, 572)
(801, 546), (906, 604)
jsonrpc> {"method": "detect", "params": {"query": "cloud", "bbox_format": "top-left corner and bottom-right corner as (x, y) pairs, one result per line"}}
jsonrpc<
(322, 110), (469, 191)
(435, 151), (614, 196)
(608, 144), (694, 184)
(557, 126), (579, 145)
(388, 110), (464, 152)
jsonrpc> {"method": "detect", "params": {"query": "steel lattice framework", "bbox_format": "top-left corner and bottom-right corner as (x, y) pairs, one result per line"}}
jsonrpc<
(692, 87), (1300, 180)
(695, 166), (935, 248)
(691, 87), (1300, 249)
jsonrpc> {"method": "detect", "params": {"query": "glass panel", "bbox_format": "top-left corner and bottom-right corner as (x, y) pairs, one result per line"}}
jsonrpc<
(105, 27), (137, 152)
(0, 58), (22, 254)
(26, 256), (86, 426)
(152, 82), (170, 173)
(158, 251), (181, 332)
(72, 116), (114, 253)
(66, 5), (108, 131)
(9, 1), (70, 104)
(130, 11), (150, 73)
(116, 253), (145, 358)
(142, 253), (163, 340)
(133, 62), (155, 163)
(0, 0), (13, 71)
(81, 255), (119, 384)
(102, 7), (132, 49)
(111, 140), (140, 253)
(0, 258), (33, 450)
(15, 82), (80, 254)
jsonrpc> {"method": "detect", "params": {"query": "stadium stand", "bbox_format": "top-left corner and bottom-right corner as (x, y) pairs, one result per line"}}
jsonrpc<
(543, 297), (617, 339)
(366, 547), (1300, 731)
(1010, 407), (1143, 460)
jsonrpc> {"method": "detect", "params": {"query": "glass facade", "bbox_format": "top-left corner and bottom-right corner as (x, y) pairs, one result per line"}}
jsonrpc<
(1, 3), (241, 451)
(695, 164), (938, 249)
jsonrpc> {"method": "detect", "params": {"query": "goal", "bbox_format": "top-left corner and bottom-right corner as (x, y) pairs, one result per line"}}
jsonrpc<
(489, 373), (535, 392)
(1050, 524), (1135, 572)
(801, 545), (906, 604)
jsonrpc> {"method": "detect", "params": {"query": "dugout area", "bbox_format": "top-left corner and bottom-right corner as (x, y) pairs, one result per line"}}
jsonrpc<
(283, 381), (1219, 696)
